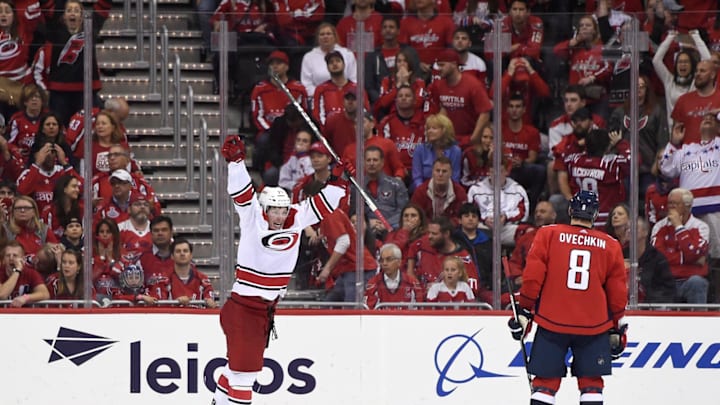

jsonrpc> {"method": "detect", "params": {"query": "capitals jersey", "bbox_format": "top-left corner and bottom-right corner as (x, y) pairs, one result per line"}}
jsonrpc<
(117, 219), (153, 263)
(8, 111), (42, 159)
(659, 138), (720, 215)
(398, 14), (455, 65)
(250, 79), (307, 134)
(228, 161), (346, 301)
(16, 164), (82, 213)
(379, 110), (425, 171)
(519, 224), (627, 335)
(562, 152), (629, 228)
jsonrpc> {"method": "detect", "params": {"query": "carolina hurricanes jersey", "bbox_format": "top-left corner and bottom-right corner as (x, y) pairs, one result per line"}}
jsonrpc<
(379, 110), (425, 171)
(519, 223), (627, 335)
(398, 14), (455, 65)
(426, 281), (475, 302)
(228, 161), (346, 301)
(16, 164), (82, 213)
(562, 152), (630, 228)
(250, 79), (307, 133)
(0, 30), (34, 83)
(117, 219), (153, 263)
(8, 111), (42, 159)
(660, 138), (720, 215)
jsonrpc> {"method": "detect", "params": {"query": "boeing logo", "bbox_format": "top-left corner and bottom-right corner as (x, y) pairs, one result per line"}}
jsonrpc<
(434, 330), (510, 397)
(44, 327), (117, 366)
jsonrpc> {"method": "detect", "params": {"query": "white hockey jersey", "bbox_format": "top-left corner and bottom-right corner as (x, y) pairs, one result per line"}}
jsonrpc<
(660, 138), (720, 215)
(228, 161), (346, 301)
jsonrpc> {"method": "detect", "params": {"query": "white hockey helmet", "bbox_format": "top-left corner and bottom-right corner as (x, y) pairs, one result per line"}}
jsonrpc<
(258, 187), (291, 212)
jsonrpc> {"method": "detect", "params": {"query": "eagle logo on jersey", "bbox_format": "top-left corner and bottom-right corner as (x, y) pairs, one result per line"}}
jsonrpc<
(261, 231), (300, 251)
(58, 33), (85, 65)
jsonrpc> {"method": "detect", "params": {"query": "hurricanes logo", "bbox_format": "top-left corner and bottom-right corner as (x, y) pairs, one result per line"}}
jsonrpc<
(261, 231), (300, 251)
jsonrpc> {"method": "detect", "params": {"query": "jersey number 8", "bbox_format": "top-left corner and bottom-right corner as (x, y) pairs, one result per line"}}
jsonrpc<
(567, 249), (590, 290)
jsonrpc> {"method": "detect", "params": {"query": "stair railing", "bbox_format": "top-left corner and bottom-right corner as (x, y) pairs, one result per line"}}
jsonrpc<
(160, 26), (169, 127)
(185, 85), (197, 196)
(123, 0), (131, 31)
(197, 118), (211, 231)
(134, 0), (144, 64)
(172, 54), (183, 163)
(148, 0), (158, 94)
(211, 149), (221, 260)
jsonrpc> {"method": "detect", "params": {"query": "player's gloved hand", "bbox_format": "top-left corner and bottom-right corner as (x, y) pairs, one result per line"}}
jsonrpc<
(609, 318), (628, 360)
(221, 135), (246, 163)
(508, 305), (533, 341)
(331, 160), (356, 179)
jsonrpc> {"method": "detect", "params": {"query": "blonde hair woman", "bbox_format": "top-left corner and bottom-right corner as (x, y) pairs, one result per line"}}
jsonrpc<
(411, 114), (462, 190)
(300, 22), (358, 96)
(3, 195), (58, 256)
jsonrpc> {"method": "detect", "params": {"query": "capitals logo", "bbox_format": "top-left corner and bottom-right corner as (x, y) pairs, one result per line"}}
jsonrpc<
(434, 330), (510, 396)
(261, 231), (300, 251)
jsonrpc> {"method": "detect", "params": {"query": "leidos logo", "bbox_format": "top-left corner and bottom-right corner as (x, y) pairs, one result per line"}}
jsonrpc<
(44, 327), (117, 365)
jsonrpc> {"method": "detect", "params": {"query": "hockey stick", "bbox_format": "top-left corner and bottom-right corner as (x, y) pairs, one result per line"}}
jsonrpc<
(268, 69), (393, 230)
(502, 256), (532, 391)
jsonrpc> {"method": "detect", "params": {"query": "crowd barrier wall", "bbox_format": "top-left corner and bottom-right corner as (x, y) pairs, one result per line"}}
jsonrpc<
(2, 310), (719, 404)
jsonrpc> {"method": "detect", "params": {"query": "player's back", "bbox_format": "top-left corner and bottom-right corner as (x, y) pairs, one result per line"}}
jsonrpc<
(521, 223), (627, 335)
(565, 153), (628, 227)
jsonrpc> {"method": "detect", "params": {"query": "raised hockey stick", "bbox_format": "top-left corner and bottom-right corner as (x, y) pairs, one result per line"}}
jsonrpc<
(269, 69), (393, 230)
(502, 256), (532, 391)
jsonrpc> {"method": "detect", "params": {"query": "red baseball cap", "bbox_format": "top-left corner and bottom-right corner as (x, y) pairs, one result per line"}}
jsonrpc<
(267, 50), (289, 65)
(436, 48), (460, 64)
(129, 192), (149, 205)
(309, 142), (332, 157)
(512, 66), (530, 83)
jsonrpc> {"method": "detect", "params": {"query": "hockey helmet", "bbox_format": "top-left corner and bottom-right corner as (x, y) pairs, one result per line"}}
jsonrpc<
(258, 187), (291, 212)
(119, 264), (144, 294)
(568, 190), (599, 222)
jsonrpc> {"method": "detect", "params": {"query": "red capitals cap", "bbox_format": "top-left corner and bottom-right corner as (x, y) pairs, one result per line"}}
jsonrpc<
(436, 48), (460, 64)
(267, 50), (289, 65)
(309, 142), (332, 157)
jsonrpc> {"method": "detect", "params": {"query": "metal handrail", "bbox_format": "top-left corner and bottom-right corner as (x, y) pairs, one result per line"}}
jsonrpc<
(134, 0), (144, 62)
(198, 117), (210, 230)
(148, 0), (158, 94)
(172, 54), (183, 162)
(0, 300), (214, 308)
(637, 303), (720, 310)
(185, 85), (196, 194)
(211, 149), (221, 259)
(374, 302), (494, 310)
(0, 300), (102, 308)
(159, 26), (169, 126)
(123, 0), (131, 31)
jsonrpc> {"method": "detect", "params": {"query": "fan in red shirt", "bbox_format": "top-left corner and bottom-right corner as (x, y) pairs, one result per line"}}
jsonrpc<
(489, 57), (550, 125)
(336, 0), (383, 49)
(365, 242), (424, 309)
(5, 196), (58, 259)
(0, 241), (50, 306)
(406, 216), (489, 302)
(375, 48), (426, 118)
(138, 216), (175, 298)
(341, 111), (406, 180)
(671, 60), (720, 144)
(8, 85), (47, 163)
(148, 239), (216, 308)
(73, 110), (131, 175)
(426, 48), (492, 149)
(485, 0), (543, 65)
(118, 193), (154, 264)
(312, 51), (368, 126)
(250, 51), (308, 137)
(65, 98), (129, 154)
(271, 0), (324, 45)
(398, 0), (455, 71)
(378, 85), (425, 172)
(16, 139), (81, 213)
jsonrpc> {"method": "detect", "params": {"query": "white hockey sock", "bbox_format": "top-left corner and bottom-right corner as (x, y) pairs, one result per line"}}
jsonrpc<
(213, 368), (257, 405)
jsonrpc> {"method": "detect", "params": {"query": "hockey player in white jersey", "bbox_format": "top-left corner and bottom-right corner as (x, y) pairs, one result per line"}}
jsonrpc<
(213, 135), (347, 405)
